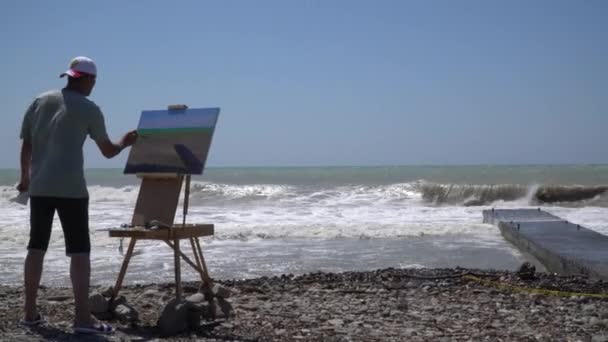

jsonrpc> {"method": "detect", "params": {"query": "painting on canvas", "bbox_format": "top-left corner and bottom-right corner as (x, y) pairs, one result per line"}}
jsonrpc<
(124, 107), (220, 174)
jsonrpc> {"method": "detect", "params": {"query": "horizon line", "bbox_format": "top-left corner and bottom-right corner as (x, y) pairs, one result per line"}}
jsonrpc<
(1, 162), (608, 171)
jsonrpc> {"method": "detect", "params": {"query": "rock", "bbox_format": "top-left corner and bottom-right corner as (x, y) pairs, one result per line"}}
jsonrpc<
(182, 284), (199, 294)
(47, 295), (71, 302)
(284, 284), (297, 292)
(110, 295), (127, 310)
(212, 284), (232, 299)
(192, 302), (212, 321)
(299, 316), (314, 323)
(573, 317), (587, 325)
(589, 317), (603, 327)
(328, 319), (344, 326)
(583, 304), (597, 313)
(239, 303), (258, 311)
(89, 294), (109, 313)
(204, 298), (218, 320)
(404, 328), (417, 336)
(517, 262), (536, 280)
(434, 315), (447, 323)
(217, 297), (233, 318)
(592, 335), (608, 342)
(158, 299), (193, 335)
(187, 307), (201, 329)
(114, 303), (139, 322)
(190, 301), (208, 311)
(275, 329), (286, 335)
(405, 281), (417, 288)
(143, 289), (159, 298)
(221, 323), (234, 329)
(490, 321), (504, 329)
(348, 321), (363, 327)
(186, 292), (206, 304)
(101, 286), (115, 298)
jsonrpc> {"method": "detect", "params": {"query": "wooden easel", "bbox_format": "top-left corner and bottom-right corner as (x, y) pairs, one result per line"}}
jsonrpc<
(108, 105), (214, 302)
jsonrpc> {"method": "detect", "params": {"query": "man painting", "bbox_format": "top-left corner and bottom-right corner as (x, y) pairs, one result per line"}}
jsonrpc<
(18, 56), (138, 334)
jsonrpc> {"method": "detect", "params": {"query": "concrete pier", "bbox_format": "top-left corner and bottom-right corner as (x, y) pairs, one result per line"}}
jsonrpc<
(483, 208), (608, 280)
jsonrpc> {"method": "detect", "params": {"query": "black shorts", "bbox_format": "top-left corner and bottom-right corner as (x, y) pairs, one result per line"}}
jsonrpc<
(28, 197), (90, 255)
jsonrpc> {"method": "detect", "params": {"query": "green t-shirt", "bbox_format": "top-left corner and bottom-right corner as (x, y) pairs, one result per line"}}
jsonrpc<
(20, 89), (109, 198)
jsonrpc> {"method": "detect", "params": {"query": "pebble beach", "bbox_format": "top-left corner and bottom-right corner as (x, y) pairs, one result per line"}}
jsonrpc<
(2, 267), (608, 341)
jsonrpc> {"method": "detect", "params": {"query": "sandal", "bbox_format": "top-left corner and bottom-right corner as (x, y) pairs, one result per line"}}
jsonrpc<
(20, 313), (45, 326)
(74, 322), (114, 334)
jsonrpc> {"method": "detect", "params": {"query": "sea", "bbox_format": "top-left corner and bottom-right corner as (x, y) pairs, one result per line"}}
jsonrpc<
(1, 165), (607, 286)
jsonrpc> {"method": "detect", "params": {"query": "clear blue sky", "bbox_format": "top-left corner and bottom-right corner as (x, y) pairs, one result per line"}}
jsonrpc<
(1, 0), (606, 167)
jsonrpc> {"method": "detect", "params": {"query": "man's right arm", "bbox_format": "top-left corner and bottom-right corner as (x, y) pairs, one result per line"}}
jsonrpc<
(89, 105), (137, 158)
(95, 131), (138, 159)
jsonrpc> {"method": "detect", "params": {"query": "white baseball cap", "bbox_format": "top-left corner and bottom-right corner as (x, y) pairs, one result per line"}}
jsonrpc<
(60, 56), (97, 78)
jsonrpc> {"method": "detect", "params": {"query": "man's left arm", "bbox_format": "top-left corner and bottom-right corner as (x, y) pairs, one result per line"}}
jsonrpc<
(17, 141), (32, 192)
(17, 99), (35, 192)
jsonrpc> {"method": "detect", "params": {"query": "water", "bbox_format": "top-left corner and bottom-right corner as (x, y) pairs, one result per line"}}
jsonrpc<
(1, 165), (607, 286)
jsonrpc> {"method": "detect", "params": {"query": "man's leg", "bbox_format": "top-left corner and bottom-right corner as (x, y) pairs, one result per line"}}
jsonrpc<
(70, 253), (93, 326)
(24, 249), (45, 320)
(24, 197), (54, 321)
(56, 197), (96, 327)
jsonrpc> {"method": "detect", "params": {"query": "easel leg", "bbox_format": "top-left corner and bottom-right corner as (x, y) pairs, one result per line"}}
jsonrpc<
(190, 237), (207, 284)
(164, 240), (204, 274)
(173, 238), (182, 300)
(111, 238), (137, 303)
(194, 237), (212, 287)
(166, 238), (213, 289)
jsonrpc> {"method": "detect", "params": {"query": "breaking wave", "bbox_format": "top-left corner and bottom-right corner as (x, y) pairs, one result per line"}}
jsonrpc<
(184, 182), (608, 207)
(420, 183), (608, 207)
(1, 182), (607, 208)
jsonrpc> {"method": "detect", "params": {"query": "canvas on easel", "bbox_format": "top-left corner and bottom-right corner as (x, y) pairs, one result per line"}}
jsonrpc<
(124, 107), (220, 175)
